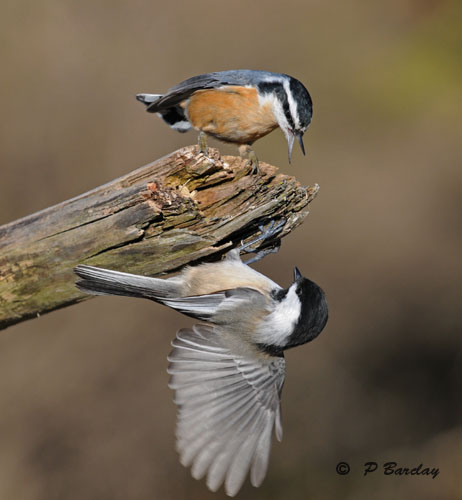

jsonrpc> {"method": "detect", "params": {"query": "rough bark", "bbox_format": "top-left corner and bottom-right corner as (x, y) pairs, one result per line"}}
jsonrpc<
(0, 146), (319, 330)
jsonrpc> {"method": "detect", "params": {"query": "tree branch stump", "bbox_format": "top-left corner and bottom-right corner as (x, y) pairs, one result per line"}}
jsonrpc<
(0, 146), (319, 330)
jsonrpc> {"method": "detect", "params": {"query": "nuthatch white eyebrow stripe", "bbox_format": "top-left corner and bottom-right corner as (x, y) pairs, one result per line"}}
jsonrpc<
(136, 69), (313, 170)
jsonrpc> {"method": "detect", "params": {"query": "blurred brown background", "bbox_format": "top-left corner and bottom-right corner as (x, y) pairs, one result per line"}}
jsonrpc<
(1, 1), (461, 499)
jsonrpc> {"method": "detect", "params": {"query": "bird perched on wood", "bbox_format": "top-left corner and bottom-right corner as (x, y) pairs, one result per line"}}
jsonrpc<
(136, 70), (313, 171)
(74, 245), (328, 496)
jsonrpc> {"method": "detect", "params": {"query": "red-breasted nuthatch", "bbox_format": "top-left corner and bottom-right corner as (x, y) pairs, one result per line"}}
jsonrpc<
(74, 243), (328, 496)
(136, 70), (313, 169)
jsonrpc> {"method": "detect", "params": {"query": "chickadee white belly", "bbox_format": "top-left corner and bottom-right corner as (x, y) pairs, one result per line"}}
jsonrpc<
(74, 249), (327, 496)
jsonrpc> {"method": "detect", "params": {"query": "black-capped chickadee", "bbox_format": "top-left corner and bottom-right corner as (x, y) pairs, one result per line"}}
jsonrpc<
(74, 249), (327, 496)
(136, 70), (313, 168)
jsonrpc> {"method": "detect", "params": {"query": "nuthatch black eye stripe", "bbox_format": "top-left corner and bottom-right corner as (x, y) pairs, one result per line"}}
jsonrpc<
(289, 78), (313, 125)
(136, 70), (313, 169)
(257, 81), (295, 130)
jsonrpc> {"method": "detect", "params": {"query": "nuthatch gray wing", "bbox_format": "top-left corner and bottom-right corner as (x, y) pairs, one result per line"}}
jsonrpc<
(136, 70), (313, 168)
(74, 249), (327, 496)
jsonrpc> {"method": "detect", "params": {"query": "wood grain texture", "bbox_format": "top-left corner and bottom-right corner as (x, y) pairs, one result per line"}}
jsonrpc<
(0, 146), (319, 330)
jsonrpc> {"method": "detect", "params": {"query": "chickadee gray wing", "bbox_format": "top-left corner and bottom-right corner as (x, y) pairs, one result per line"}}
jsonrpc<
(158, 287), (265, 323)
(168, 323), (285, 497)
(155, 293), (227, 321)
(74, 263), (274, 323)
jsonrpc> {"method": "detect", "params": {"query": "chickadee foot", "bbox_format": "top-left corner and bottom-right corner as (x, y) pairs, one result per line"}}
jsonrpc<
(246, 219), (286, 248)
(238, 145), (260, 174)
(239, 219), (286, 264)
(243, 242), (281, 265)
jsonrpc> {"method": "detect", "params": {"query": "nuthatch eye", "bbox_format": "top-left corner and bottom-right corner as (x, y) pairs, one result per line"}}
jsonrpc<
(75, 247), (327, 496)
(136, 70), (313, 169)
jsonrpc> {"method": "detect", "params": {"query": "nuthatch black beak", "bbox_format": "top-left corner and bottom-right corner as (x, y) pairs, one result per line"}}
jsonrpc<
(297, 132), (306, 156)
(288, 132), (306, 163)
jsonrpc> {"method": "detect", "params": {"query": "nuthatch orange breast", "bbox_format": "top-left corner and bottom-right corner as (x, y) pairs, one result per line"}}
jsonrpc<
(136, 70), (313, 168)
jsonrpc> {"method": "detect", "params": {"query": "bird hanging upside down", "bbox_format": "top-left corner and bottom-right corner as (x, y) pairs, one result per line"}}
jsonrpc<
(74, 232), (327, 496)
(136, 70), (313, 171)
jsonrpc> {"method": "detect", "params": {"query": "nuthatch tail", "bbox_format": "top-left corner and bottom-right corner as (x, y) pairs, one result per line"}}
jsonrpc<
(136, 70), (313, 170)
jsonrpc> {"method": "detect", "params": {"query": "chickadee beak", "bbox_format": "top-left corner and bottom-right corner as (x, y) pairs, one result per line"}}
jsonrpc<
(287, 132), (306, 163)
(293, 266), (303, 280)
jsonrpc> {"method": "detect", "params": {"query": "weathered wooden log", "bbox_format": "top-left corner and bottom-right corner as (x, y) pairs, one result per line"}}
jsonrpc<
(0, 146), (319, 330)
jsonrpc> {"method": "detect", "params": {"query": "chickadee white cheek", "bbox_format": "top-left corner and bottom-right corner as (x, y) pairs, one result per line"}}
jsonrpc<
(255, 286), (301, 347)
